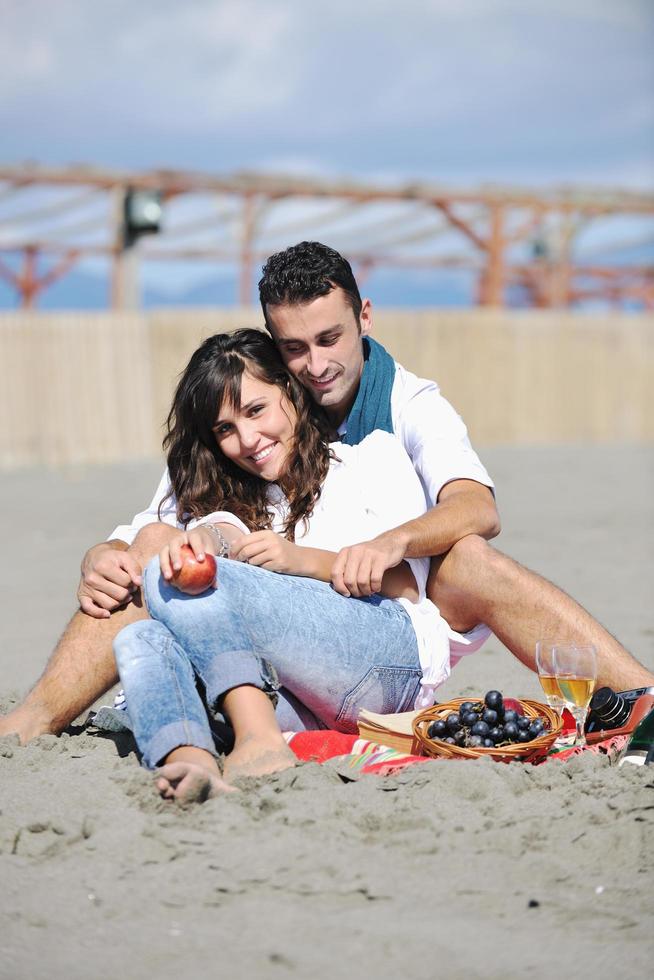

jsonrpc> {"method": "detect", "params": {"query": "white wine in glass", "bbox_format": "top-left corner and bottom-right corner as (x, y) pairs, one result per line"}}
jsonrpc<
(556, 676), (595, 708)
(535, 639), (566, 714)
(551, 645), (597, 747)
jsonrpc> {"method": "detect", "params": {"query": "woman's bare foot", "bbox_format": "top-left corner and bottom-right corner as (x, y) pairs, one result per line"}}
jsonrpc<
(155, 746), (237, 804)
(223, 732), (297, 782)
(220, 685), (298, 781)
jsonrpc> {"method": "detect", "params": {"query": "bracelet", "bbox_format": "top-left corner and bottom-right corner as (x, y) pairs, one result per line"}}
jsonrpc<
(200, 523), (231, 559)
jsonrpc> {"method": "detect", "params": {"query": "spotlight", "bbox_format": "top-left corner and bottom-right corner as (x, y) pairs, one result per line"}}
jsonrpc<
(123, 188), (163, 247)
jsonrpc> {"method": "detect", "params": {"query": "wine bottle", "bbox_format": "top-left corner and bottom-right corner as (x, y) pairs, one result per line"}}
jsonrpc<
(618, 706), (654, 767)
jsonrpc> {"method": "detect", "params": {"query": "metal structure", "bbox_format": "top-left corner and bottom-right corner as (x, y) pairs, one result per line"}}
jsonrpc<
(0, 163), (652, 310)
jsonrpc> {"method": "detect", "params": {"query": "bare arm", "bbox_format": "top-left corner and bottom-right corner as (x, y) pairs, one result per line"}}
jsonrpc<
(331, 479), (500, 597)
(392, 479), (500, 559)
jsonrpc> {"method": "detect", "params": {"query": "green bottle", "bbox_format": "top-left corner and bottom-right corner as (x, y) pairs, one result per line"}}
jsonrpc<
(619, 707), (654, 767)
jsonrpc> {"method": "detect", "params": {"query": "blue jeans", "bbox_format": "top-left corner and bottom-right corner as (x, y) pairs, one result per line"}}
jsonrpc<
(114, 557), (421, 769)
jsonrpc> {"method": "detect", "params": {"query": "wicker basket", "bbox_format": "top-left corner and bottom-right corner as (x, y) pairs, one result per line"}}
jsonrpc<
(412, 697), (563, 763)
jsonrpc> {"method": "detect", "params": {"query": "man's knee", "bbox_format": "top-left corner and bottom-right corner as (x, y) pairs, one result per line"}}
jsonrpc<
(130, 522), (178, 561)
(427, 535), (508, 632)
(449, 533), (492, 565)
(431, 535), (528, 615)
(432, 534), (496, 585)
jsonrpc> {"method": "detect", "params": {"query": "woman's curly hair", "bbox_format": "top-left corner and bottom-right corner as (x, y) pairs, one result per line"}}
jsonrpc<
(160, 329), (333, 540)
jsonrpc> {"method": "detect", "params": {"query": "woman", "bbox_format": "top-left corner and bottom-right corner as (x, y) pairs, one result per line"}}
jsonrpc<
(113, 329), (451, 801)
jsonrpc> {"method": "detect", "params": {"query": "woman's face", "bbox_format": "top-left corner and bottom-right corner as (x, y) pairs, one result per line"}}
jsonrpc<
(212, 371), (297, 482)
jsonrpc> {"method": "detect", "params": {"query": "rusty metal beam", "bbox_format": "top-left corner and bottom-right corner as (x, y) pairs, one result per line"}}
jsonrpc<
(1, 164), (652, 213)
(0, 247), (81, 308)
(478, 205), (505, 306)
(36, 250), (81, 293)
(432, 201), (487, 251)
(0, 163), (652, 311)
(238, 193), (269, 306)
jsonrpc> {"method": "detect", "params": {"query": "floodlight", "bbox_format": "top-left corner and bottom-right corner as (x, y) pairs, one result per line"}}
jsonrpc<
(123, 189), (163, 247)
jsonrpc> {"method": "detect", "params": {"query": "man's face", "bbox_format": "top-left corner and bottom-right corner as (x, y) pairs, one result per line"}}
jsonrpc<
(265, 287), (372, 426)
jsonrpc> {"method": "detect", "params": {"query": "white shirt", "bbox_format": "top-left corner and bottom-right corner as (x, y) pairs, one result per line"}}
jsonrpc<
(338, 361), (494, 506)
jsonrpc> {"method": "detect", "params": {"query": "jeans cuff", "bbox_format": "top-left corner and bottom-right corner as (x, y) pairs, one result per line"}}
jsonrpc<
(143, 720), (219, 770)
(205, 654), (281, 711)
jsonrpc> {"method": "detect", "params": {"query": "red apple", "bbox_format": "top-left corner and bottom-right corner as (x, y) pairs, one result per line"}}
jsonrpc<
(170, 544), (217, 595)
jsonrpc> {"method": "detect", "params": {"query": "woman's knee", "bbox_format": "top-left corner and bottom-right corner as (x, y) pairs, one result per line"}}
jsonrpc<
(142, 555), (165, 614)
(113, 618), (170, 670)
(143, 555), (239, 633)
(142, 555), (198, 624)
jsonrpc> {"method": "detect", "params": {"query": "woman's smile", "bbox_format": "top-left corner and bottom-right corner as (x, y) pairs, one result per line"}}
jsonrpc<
(248, 441), (279, 466)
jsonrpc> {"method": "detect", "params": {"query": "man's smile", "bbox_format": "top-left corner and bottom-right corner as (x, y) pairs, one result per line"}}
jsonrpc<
(306, 371), (340, 389)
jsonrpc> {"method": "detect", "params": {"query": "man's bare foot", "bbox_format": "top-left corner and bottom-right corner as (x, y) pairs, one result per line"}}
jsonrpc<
(155, 761), (237, 804)
(223, 732), (297, 782)
(0, 706), (52, 745)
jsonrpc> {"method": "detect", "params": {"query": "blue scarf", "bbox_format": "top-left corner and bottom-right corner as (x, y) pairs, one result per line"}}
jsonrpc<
(342, 337), (396, 446)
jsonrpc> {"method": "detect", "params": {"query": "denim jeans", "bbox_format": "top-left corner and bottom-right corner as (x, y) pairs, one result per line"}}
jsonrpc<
(114, 556), (421, 769)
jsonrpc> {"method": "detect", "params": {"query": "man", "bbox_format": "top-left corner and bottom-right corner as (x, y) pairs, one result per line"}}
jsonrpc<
(258, 243), (653, 689)
(1, 242), (651, 743)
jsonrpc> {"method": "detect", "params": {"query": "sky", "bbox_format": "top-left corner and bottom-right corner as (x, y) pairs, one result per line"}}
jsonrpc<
(0, 0), (653, 306)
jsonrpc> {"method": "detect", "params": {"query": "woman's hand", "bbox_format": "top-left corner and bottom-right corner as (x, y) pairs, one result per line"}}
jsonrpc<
(159, 527), (217, 582)
(229, 530), (304, 575)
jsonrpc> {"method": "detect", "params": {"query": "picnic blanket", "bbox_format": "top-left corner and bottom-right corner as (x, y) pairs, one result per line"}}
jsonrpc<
(283, 729), (629, 778)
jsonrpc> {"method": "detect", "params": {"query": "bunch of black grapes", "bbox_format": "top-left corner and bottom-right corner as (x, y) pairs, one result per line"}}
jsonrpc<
(427, 690), (547, 749)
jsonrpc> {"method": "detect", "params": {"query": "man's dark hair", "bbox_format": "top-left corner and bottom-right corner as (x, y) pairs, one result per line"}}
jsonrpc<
(258, 241), (362, 326)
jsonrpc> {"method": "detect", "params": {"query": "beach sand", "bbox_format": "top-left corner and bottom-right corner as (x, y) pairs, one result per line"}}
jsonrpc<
(1, 446), (653, 979)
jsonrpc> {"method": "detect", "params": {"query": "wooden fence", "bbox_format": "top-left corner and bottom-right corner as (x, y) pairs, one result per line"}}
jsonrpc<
(1, 309), (652, 468)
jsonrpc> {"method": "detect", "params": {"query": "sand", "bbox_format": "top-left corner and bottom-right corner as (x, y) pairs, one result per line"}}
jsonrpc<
(1, 446), (653, 979)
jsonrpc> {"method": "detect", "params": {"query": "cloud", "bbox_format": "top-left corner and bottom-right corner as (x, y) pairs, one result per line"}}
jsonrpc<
(0, 0), (651, 187)
(0, 0), (300, 125)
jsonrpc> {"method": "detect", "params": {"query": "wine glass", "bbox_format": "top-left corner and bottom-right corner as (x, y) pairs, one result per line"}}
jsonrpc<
(551, 644), (597, 747)
(535, 639), (566, 715)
